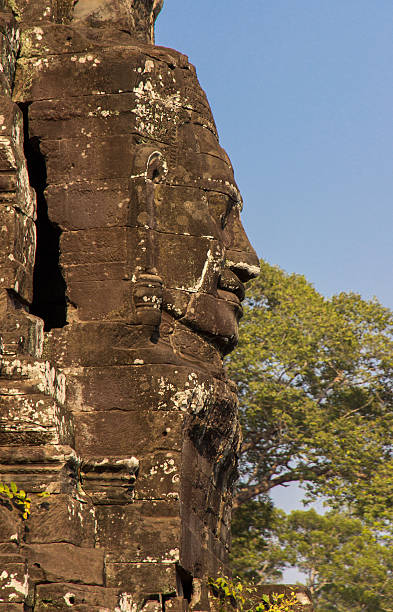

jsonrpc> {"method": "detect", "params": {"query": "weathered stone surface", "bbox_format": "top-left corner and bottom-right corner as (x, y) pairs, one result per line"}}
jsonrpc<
(0, 505), (22, 543)
(0, 444), (78, 493)
(7, 0), (163, 44)
(24, 542), (104, 585)
(96, 503), (181, 563)
(0, 0), (281, 609)
(34, 582), (121, 611)
(106, 561), (177, 594)
(65, 364), (215, 412)
(0, 559), (28, 604)
(26, 494), (95, 547)
(74, 410), (183, 456)
(81, 455), (139, 504)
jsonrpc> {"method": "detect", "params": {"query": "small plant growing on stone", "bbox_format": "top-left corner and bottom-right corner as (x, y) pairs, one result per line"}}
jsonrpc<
(0, 481), (50, 520)
(0, 481), (31, 519)
(256, 592), (299, 612)
(208, 575), (299, 612)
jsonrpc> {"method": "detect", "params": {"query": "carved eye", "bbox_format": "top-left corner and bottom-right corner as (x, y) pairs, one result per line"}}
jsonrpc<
(221, 198), (237, 229)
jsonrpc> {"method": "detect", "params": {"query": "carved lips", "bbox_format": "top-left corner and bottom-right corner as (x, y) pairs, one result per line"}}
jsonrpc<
(217, 269), (246, 317)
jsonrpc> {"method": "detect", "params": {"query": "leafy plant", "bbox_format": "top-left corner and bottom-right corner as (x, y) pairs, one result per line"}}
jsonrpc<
(208, 575), (299, 612)
(257, 592), (300, 612)
(0, 481), (50, 519)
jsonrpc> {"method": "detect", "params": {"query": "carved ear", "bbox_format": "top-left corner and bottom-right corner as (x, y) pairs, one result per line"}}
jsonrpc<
(131, 147), (168, 183)
(129, 147), (165, 333)
(145, 151), (168, 184)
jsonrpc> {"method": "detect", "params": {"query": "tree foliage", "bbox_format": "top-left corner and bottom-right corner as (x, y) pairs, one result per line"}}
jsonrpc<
(227, 260), (393, 609)
(231, 504), (393, 611)
(227, 260), (393, 518)
(276, 509), (393, 612)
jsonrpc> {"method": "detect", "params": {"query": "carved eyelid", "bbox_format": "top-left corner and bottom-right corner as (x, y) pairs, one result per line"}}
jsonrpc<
(220, 196), (241, 229)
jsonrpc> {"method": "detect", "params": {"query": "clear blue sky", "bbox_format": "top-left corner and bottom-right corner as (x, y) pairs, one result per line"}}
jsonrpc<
(156, 0), (393, 310)
(156, 2), (393, 581)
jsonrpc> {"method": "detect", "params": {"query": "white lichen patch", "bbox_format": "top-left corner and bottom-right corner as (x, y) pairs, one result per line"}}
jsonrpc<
(170, 373), (214, 414)
(225, 260), (260, 278)
(115, 593), (138, 612)
(0, 571), (28, 599)
(33, 27), (43, 41)
(115, 457), (139, 471)
(64, 592), (75, 607)
(162, 547), (180, 564)
(87, 106), (120, 118)
(0, 358), (66, 405)
(132, 75), (184, 138)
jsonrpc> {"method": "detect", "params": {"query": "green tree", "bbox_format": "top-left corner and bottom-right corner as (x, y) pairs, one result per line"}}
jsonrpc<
(227, 260), (393, 606)
(275, 509), (393, 612)
(227, 260), (393, 518)
(230, 498), (286, 583)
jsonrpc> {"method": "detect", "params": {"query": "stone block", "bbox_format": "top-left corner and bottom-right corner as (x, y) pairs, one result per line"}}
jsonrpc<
(0, 560), (28, 604)
(106, 561), (177, 595)
(96, 502), (181, 563)
(42, 134), (137, 184)
(74, 411), (183, 457)
(34, 582), (120, 611)
(65, 277), (132, 321)
(0, 303), (43, 359)
(80, 456), (139, 505)
(0, 392), (63, 446)
(65, 364), (214, 413)
(138, 184), (217, 238)
(0, 207), (35, 302)
(25, 494), (95, 547)
(0, 97), (23, 156)
(42, 322), (184, 368)
(0, 505), (22, 544)
(134, 451), (181, 502)
(24, 542), (104, 585)
(0, 24), (18, 95)
(14, 48), (142, 102)
(60, 227), (128, 266)
(0, 444), (78, 494)
(44, 179), (129, 231)
(30, 94), (140, 141)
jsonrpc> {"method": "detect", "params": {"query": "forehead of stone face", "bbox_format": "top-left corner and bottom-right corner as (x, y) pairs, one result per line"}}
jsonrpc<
(131, 50), (241, 202)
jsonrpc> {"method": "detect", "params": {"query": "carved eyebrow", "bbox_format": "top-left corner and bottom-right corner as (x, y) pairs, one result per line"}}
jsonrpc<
(166, 179), (243, 210)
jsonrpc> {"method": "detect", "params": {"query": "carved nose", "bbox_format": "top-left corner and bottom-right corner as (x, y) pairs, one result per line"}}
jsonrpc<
(223, 210), (260, 283)
(226, 256), (260, 284)
(225, 230), (260, 283)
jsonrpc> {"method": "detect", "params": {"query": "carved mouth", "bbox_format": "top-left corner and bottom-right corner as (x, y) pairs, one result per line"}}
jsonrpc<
(217, 272), (245, 318)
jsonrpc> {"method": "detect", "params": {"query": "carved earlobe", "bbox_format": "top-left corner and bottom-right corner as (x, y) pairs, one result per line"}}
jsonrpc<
(130, 149), (167, 331)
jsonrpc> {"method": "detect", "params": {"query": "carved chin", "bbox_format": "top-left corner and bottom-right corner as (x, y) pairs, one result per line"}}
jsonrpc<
(181, 293), (241, 355)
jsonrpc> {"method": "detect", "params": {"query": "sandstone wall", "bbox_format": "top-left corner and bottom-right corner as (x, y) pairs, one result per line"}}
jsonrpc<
(0, 1), (261, 610)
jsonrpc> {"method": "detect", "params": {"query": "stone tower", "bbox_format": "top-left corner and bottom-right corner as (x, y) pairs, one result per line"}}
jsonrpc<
(0, 1), (260, 609)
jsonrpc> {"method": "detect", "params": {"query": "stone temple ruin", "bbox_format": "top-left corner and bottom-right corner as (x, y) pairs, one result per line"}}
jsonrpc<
(0, 1), (312, 610)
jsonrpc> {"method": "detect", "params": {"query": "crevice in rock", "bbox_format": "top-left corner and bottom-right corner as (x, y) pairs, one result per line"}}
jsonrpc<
(176, 565), (193, 602)
(19, 103), (68, 331)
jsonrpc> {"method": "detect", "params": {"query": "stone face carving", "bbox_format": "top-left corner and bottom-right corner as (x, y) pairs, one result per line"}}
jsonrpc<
(0, 0), (259, 609)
